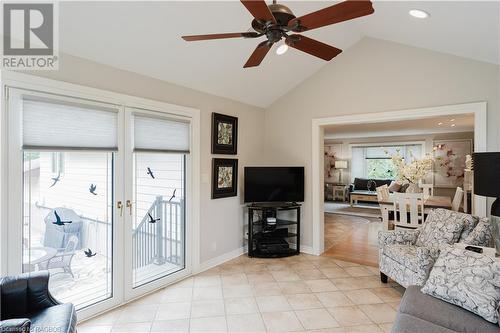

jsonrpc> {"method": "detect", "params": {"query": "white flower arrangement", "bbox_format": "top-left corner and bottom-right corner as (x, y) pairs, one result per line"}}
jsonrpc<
(388, 150), (434, 185)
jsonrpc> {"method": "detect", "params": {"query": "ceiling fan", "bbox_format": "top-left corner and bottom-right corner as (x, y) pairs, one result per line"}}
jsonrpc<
(182, 0), (374, 68)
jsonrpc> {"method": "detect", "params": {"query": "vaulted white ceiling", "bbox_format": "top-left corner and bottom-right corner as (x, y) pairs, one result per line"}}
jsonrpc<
(58, 1), (500, 107)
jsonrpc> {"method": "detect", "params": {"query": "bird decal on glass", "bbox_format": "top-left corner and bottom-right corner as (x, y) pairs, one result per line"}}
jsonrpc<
(84, 248), (97, 257)
(146, 167), (155, 179)
(52, 210), (72, 226)
(147, 213), (160, 224)
(49, 172), (61, 188)
(89, 184), (97, 195)
(169, 189), (176, 202)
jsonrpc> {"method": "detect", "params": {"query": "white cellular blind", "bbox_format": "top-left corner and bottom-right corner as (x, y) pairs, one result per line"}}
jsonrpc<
(134, 114), (190, 153)
(23, 97), (118, 150)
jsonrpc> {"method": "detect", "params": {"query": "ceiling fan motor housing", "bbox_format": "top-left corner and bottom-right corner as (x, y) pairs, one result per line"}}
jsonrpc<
(251, 3), (296, 42)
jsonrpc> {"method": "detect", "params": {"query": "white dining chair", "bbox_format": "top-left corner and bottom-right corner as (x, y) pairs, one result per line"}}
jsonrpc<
(376, 185), (392, 228)
(376, 185), (390, 201)
(452, 187), (464, 212)
(420, 183), (434, 200)
(393, 192), (424, 230)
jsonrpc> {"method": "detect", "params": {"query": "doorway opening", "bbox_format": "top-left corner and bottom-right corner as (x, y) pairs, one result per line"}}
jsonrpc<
(312, 102), (487, 258)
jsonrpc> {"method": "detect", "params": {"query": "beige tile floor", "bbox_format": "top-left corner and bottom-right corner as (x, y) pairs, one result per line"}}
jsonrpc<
(78, 254), (404, 333)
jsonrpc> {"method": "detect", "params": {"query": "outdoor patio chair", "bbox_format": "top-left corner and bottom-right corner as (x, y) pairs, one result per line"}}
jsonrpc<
(38, 235), (79, 278)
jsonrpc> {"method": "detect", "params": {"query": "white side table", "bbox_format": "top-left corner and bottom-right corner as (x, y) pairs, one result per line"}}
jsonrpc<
(454, 243), (497, 258)
(332, 184), (347, 202)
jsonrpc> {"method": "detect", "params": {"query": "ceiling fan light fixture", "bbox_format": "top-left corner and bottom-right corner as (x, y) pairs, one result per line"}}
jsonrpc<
(409, 9), (429, 19)
(276, 44), (289, 55)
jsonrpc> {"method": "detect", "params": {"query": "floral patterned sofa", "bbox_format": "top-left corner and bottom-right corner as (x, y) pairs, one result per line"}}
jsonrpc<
(378, 208), (494, 287)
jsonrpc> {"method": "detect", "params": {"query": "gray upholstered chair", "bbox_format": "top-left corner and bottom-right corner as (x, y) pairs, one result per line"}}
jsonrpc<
(0, 271), (77, 333)
(378, 208), (491, 287)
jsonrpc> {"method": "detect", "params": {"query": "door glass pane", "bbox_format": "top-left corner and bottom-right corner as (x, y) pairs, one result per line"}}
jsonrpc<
(23, 151), (113, 310)
(132, 153), (185, 288)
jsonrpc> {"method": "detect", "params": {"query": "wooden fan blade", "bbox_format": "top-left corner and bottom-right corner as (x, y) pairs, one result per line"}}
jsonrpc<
(244, 41), (271, 68)
(289, 0), (374, 32)
(286, 35), (342, 61)
(182, 32), (260, 41)
(241, 0), (276, 23)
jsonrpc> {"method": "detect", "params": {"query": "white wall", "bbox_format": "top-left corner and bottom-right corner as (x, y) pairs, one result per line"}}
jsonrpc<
(28, 53), (266, 265)
(265, 37), (500, 249)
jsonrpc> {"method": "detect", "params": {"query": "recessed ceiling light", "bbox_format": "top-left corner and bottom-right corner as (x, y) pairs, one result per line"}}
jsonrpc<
(450, 118), (455, 122)
(409, 9), (430, 19)
(451, 124), (456, 127)
(438, 122), (443, 125)
(276, 44), (288, 55)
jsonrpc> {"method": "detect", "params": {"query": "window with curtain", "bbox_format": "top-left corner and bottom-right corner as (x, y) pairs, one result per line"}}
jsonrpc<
(351, 144), (423, 180)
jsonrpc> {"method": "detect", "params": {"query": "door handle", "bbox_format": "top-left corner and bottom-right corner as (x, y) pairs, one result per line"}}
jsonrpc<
(126, 200), (133, 215)
(117, 201), (123, 217)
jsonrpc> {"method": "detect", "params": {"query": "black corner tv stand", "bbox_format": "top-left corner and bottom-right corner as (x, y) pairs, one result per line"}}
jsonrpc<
(247, 202), (300, 258)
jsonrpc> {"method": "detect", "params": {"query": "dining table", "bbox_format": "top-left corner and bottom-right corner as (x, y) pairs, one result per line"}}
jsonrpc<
(378, 194), (453, 230)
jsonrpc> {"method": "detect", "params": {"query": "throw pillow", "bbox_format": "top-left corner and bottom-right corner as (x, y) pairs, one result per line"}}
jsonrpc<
(462, 217), (494, 247)
(457, 215), (480, 242)
(421, 246), (500, 323)
(387, 181), (401, 193)
(415, 209), (466, 248)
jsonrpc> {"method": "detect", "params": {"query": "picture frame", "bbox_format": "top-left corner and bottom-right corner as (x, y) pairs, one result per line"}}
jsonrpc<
(212, 112), (238, 155)
(433, 139), (473, 188)
(212, 158), (238, 199)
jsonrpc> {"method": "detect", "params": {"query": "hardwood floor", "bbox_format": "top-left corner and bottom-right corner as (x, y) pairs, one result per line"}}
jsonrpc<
(322, 213), (383, 267)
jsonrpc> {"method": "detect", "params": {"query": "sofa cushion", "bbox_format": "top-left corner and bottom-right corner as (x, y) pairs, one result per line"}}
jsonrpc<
(29, 303), (77, 333)
(421, 246), (500, 324)
(462, 217), (494, 247)
(415, 209), (467, 248)
(399, 286), (500, 333)
(383, 244), (419, 273)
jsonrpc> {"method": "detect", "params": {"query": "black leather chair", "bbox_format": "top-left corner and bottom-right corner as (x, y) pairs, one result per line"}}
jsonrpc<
(0, 271), (77, 333)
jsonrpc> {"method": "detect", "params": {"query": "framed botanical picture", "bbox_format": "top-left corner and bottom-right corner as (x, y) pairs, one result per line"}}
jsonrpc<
(212, 113), (238, 155)
(433, 139), (473, 188)
(212, 158), (238, 199)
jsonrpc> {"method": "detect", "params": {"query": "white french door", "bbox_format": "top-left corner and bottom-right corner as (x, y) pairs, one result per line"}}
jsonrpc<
(4, 87), (194, 320)
(122, 108), (192, 301)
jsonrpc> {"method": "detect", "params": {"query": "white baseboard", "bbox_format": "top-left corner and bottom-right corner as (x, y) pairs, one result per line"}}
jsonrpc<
(196, 246), (247, 274)
(195, 243), (318, 275)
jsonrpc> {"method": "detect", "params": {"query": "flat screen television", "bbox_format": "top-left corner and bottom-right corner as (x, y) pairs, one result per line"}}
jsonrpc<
(244, 167), (304, 203)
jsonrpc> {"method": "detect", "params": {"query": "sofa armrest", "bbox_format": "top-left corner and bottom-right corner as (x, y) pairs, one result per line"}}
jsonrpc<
(0, 319), (31, 333)
(378, 229), (420, 247)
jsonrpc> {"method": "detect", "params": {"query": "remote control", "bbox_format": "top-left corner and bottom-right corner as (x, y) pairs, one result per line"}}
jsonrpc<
(465, 246), (483, 253)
